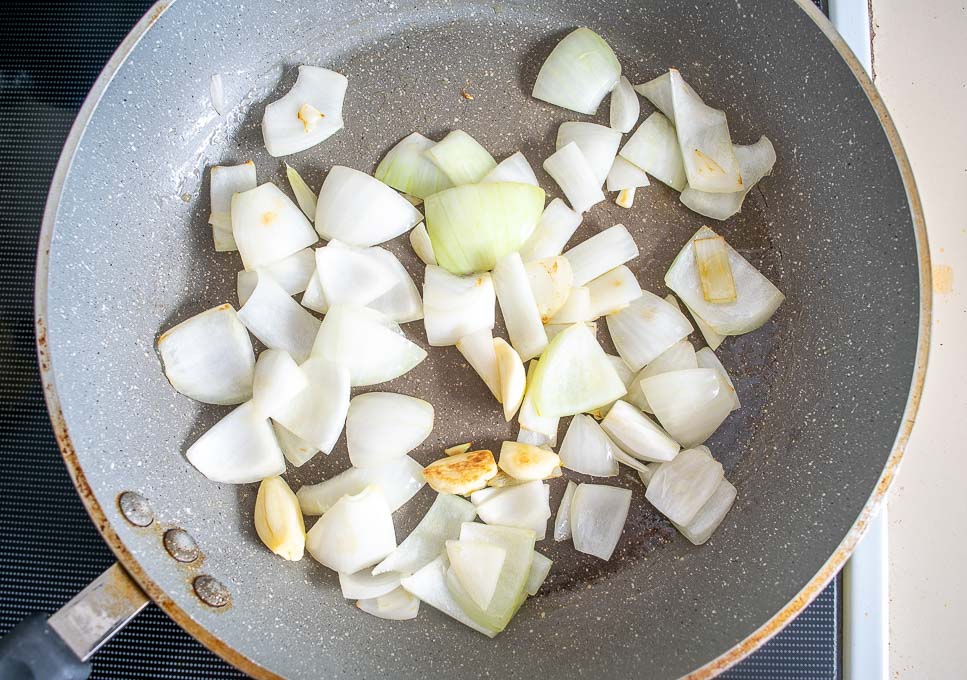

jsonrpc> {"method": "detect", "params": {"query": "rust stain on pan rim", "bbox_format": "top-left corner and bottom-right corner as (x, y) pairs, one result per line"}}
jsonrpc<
(32, 0), (931, 678)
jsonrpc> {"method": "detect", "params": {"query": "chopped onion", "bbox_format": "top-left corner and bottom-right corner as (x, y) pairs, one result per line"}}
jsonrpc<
(314, 241), (397, 308)
(570, 483), (632, 561)
(611, 445), (650, 473)
(297, 455), (424, 515)
(669, 69), (742, 194)
(627, 339), (698, 413)
(606, 354), (634, 388)
(232, 183), (318, 271)
(637, 462), (661, 487)
(424, 182), (545, 275)
(645, 447), (723, 525)
(609, 75), (640, 133)
(486, 470), (526, 488)
(517, 428), (553, 448)
(498, 441), (561, 481)
(493, 252), (548, 361)
(446, 539), (507, 610)
(585, 265), (643, 319)
(300, 272), (327, 314)
(254, 476), (305, 560)
(400, 556), (498, 637)
(494, 338), (526, 421)
(640, 368), (730, 447)
(563, 224), (639, 287)
(356, 587), (420, 620)
(306, 486), (396, 574)
(696, 347), (740, 411)
(667, 293), (724, 351)
(423, 130), (496, 185)
(262, 65), (347, 157)
(158, 304), (255, 405)
(374, 493), (476, 575)
(518, 198), (582, 263)
(445, 442), (473, 456)
(481, 151), (539, 186)
(633, 72), (673, 120)
(251, 349), (308, 418)
(339, 569), (401, 600)
(212, 222), (237, 252)
(558, 414), (619, 477)
(524, 256), (573, 323)
(409, 223), (437, 265)
(272, 421), (318, 467)
(547, 286), (591, 324)
(423, 266), (496, 347)
(665, 225), (784, 335)
(455, 329), (501, 401)
(284, 164), (317, 221)
(532, 27), (621, 115)
(605, 290), (693, 371)
(674, 477), (736, 545)
(423, 449), (498, 495)
(375, 132), (454, 199)
(473, 481), (550, 539)
(518, 362), (559, 445)
(209, 73), (226, 115)
(600, 400), (681, 462)
(273, 357), (349, 452)
(606, 156), (650, 192)
(694, 235), (737, 303)
(619, 112), (687, 191)
(525, 552), (553, 595)
(209, 161), (256, 252)
(529, 323), (626, 418)
(544, 320), (596, 343)
(186, 402), (284, 484)
(366, 247), (424, 323)
(346, 392), (434, 468)
(238, 273), (321, 363)
(556, 122), (622, 187)
(315, 166), (423, 247)
(312, 305), (427, 386)
(554, 480), (578, 542)
(543, 142), (605, 213)
(615, 188), (635, 209)
(237, 248), (316, 305)
(680, 136), (777, 220)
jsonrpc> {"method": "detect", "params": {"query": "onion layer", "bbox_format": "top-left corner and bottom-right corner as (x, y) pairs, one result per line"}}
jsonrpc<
(186, 402), (285, 484)
(570, 483), (632, 561)
(346, 392), (434, 468)
(532, 27), (621, 115)
(605, 290), (693, 371)
(306, 486), (396, 574)
(373, 493), (476, 575)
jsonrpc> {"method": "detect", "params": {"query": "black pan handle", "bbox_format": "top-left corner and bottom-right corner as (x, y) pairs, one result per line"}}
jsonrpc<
(0, 613), (92, 680)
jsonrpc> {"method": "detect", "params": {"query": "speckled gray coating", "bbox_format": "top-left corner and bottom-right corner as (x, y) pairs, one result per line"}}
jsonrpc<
(40, 1), (921, 678)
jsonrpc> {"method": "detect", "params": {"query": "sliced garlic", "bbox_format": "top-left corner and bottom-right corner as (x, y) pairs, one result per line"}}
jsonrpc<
(254, 476), (306, 561)
(298, 102), (325, 133)
(445, 442), (473, 456)
(487, 470), (525, 488)
(423, 449), (497, 495)
(494, 337), (526, 421)
(497, 441), (561, 481)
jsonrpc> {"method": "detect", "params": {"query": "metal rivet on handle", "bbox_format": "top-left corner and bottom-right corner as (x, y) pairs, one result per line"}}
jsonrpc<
(193, 575), (231, 608)
(118, 491), (154, 527)
(163, 528), (200, 563)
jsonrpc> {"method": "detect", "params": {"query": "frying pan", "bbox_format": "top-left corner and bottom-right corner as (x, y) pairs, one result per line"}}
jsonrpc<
(3, 0), (929, 677)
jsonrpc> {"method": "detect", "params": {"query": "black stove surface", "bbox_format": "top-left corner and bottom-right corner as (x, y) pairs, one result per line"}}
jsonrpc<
(0, 1), (837, 677)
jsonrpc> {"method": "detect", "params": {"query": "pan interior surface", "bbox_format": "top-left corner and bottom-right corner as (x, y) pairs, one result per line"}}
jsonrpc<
(41, 1), (920, 678)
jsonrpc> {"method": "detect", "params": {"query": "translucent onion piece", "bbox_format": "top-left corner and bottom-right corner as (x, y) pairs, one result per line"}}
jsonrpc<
(186, 402), (285, 484)
(402, 193), (423, 206)
(570, 483), (632, 560)
(237, 248), (316, 306)
(339, 569), (401, 600)
(606, 156), (651, 192)
(238, 273), (321, 363)
(254, 476), (305, 560)
(694, 236), (737, 303)
(542, 142), (605, 214)
(423, 266), (496, 347)
(285, 164), (317, 221)
(312, 305), (427, 387)
(633, 72), (674, 120)
(447, 540), (507, 610)
(627, 339), (698, 413)
(531, 27), (621, 115)
(610, 76), (640, 133)
(669, 69), (743, 194)
(547, 286), (591, 324)
(262, 65), (347, 157)
(356, 587), (420, 621)
(272, 421), (319, 467)
(585, 265), (643, 319)
(493, 252), (548, 361)
(554, 480), (578, 542)
(494, 338), (526, 421)
(696, 347), (740, 410)
(518, 198), (582, 263)
(481, 151), (539, 186)
(619, 112), (687, 191)
(298, 456), (424, 515)
(498, 441), (561, 481)
(209, 161), (255, 251)
(674, 477), (736, 545)
(668, 293), (725, 351)
(517, 428), (552, 448)
(306, 487), (396, 574)
(424, 182), (545, 275)
(423, 449), (498, 495)
(645, 447), (723, 525)
(251, 349), (308, 418)
(300, 272), (328, 314)
(373, 493), (476, 575)
(366, 247), (424, 324)
(637, 462), (661, 487)
(158, 304), (255, 405)
(456, 329), (502, 401)
(640, 368), (730, 447)
(400, 556), (498, 637)
(558, 414), (619, 477)
(473, 481), (550, 538)
(563, 224), (639, 287)
(423, 130), (496, 185)
(665, 225), (784, 335)
(680, 136), (777, 220)
(212, 222), (237, 252)
(375, 132), (454, 199)
(346, 392), (434, 468)
(314, 241), (397, 308)
(273, 357), (349, 453)
(525, 552), (553, 596)
(606, 354), (634, 389)
(556, 122), (622, 187)
(543, 320), (596, 343)
(518, 362), (559, 445)
(600, 400), (681, 462)
(409, 223), (437, 265)
(209, 73), (225, 115)
(232, 183), (318, 271)
(612, 445), (650, 473)
(605, 290), (693, 371)
(530, 322), (627, 418)
(524, 256), (574, 323)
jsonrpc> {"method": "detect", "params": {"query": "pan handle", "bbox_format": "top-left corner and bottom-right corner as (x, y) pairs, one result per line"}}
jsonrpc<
(0, 563), (149, 679)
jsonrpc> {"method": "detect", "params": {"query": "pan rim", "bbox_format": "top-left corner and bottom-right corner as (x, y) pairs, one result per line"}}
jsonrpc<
(32, 0), (931, 678)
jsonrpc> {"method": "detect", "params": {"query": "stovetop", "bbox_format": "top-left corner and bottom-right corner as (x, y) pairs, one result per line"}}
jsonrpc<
(0, 1), (838, 677)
